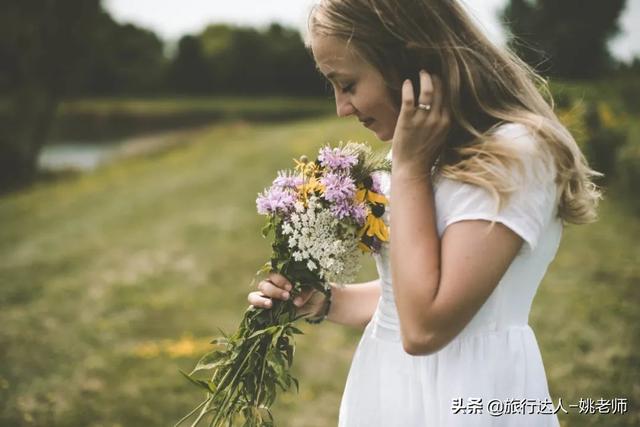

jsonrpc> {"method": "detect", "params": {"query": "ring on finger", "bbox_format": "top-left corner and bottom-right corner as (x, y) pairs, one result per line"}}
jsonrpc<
(417, 103), (432, 111)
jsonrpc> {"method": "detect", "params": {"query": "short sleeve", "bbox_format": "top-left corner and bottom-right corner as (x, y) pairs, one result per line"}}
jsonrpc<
(435, 124), (558, 253)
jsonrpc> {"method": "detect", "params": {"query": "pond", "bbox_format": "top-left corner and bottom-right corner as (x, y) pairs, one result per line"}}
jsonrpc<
(37, 127), (205, 172)
(38, 141), (123, 172)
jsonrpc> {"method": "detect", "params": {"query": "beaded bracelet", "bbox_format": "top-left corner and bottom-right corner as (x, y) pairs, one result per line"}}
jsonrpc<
(304, 286), (332, 324)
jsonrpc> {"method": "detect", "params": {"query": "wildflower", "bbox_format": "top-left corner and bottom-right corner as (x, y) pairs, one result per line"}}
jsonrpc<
(359, 203), (389, 242)
(355, 184), (388, 206)
(256, 186), (297, 216)
(318, 145), (359, 170)
(273, 170), (303, 190)
(321, 172), (356, 203)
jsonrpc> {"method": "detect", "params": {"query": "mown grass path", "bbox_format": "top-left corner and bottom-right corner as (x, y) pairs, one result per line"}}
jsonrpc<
(1, 116), (637, 426)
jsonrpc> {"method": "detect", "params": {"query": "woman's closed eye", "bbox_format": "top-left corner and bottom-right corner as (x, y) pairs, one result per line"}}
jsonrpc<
(340, 83), (355, 94)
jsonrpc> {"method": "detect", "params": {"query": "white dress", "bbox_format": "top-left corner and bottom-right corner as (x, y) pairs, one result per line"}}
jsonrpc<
(338, 123), (563, 426)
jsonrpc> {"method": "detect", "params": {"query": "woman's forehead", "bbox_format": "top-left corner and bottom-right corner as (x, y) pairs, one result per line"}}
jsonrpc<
(311, 35), (363, 76)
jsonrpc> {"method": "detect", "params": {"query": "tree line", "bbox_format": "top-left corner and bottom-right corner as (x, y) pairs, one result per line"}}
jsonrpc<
(0, 0), (635, 192)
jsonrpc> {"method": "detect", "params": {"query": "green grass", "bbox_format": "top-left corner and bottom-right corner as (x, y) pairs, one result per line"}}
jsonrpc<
(0, 115), (638, 426)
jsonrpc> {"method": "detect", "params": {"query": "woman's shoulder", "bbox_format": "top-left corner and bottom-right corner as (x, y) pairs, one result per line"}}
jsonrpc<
(492, 122), (545, 156)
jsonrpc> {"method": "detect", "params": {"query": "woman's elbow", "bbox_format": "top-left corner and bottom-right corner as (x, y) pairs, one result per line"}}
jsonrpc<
(401, 332), (443, 356)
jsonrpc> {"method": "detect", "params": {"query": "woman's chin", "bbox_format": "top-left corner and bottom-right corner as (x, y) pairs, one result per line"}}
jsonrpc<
(366, 121), (393, 142)
(377, 130), (393, 142)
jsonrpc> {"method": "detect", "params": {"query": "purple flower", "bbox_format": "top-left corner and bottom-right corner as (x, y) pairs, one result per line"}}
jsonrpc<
(329, 200), (367, 224)
(318, 146), (358, 170)
(370, 173), (383, 193)
(273, 170), (303, 190)
(256, 186), (297, 216)
(320, 172), (356, 203)
(352, 203), (368, 225)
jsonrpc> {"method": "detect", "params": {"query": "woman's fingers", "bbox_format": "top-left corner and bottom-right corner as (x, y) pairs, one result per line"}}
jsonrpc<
(267, 272), (293, 291)
(248, 286), (316, 310)
(401, 78), (415, 112)
(418, 69), (434, 107)
(247, 291), (273, 308)
(292, 289), (315, 307)
(258, 279), (290, 300)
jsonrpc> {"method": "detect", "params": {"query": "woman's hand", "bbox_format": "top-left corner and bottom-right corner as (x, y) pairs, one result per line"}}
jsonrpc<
(247, 272), (327, 317)
(391, 70), (451, 178)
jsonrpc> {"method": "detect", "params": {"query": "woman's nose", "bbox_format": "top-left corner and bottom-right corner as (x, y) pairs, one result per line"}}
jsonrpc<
(335, 93), (356, 117)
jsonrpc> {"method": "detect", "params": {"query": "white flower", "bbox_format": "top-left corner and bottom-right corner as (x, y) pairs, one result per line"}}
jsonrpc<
(276, 197), (362, 283)
(282, 223), (294, 235)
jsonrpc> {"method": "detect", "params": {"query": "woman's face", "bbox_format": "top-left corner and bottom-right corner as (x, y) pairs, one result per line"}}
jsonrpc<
(311, 35), (400, 142)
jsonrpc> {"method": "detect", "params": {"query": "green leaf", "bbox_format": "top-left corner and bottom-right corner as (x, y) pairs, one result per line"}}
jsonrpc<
(179, 370), (214, 393)
(261, 220), (273, 238)
(191, 350), (226, 374)
(288, 326), (304, 335)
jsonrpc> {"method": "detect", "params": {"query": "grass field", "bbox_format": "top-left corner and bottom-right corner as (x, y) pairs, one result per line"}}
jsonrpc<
(1, 115), (638, 426)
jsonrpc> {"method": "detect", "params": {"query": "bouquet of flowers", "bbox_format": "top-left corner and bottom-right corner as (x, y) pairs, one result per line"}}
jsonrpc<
(178, 142), (391, 427)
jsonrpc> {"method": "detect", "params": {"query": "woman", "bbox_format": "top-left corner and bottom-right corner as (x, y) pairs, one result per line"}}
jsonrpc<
(248, 0), (601, 425)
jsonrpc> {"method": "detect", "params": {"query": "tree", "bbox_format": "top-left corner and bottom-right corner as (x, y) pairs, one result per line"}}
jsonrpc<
(168, 23), (326, 96)
(168, 35), (213, 94)
(501, 0), (627, 78)
(0, 0), (104, 191)
(78, 17), (167, 96)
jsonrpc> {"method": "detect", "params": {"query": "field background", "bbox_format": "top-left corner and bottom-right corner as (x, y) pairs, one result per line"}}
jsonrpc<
(1, 96), (638, 426)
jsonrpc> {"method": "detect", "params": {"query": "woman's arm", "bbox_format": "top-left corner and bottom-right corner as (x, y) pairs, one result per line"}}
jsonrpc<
(325, 279), (381, 328)
(390, 73), (525, 356)
(248, 277), (381, 330)
(391, 169), (523, 355)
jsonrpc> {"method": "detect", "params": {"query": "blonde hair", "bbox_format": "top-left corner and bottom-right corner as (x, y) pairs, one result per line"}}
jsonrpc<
(307, 0), (601, 224)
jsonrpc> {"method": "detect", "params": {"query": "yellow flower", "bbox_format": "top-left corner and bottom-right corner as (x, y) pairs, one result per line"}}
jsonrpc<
(297, 176), (325, 201)
(293, 155), (320, 177)
(356, 188), (388, 205)
(358, 241), (372, 253)
(363, 214), (389, 241)
(358, 200), (389, 242)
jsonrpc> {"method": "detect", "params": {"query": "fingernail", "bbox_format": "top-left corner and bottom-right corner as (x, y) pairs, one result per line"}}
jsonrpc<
(265, 300), (272, 307)
(285, 284), (292, 291)
(283, 292), (290, 300)
(294, 298), (302, 307)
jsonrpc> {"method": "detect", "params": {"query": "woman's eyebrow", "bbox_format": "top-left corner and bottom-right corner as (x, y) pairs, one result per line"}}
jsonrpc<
(326, 71), (346, 79)
(315, 65), (348, 80)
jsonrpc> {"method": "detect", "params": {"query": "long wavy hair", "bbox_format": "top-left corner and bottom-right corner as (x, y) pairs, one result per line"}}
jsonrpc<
(307, 0), (601, 224)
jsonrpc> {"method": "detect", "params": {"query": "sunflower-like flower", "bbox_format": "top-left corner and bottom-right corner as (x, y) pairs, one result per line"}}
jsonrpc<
(359, 203), (389, 241)
(355, 175), (389, 251)
(355, 175), (388, 206)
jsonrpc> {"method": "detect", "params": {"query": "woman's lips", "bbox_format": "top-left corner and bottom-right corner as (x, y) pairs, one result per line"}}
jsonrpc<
(361, 118), (375, 128)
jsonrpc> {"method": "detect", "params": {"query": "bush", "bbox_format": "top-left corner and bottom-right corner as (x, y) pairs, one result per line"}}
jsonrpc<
(582, 102), (628, 182)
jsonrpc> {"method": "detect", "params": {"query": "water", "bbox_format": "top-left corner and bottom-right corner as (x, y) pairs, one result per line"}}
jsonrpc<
(37, 127), (201, 172)
(38, 142), (122, 172)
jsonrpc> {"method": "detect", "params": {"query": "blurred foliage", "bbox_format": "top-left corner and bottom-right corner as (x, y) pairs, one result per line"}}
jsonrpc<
(49, 97), (334, 142)
(168, 23), (325, 96)
(502, 0), (627, 78)
(0, 0), (104, 191)
(0, 2), (327, 192)
(553, 79), (639, 211)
